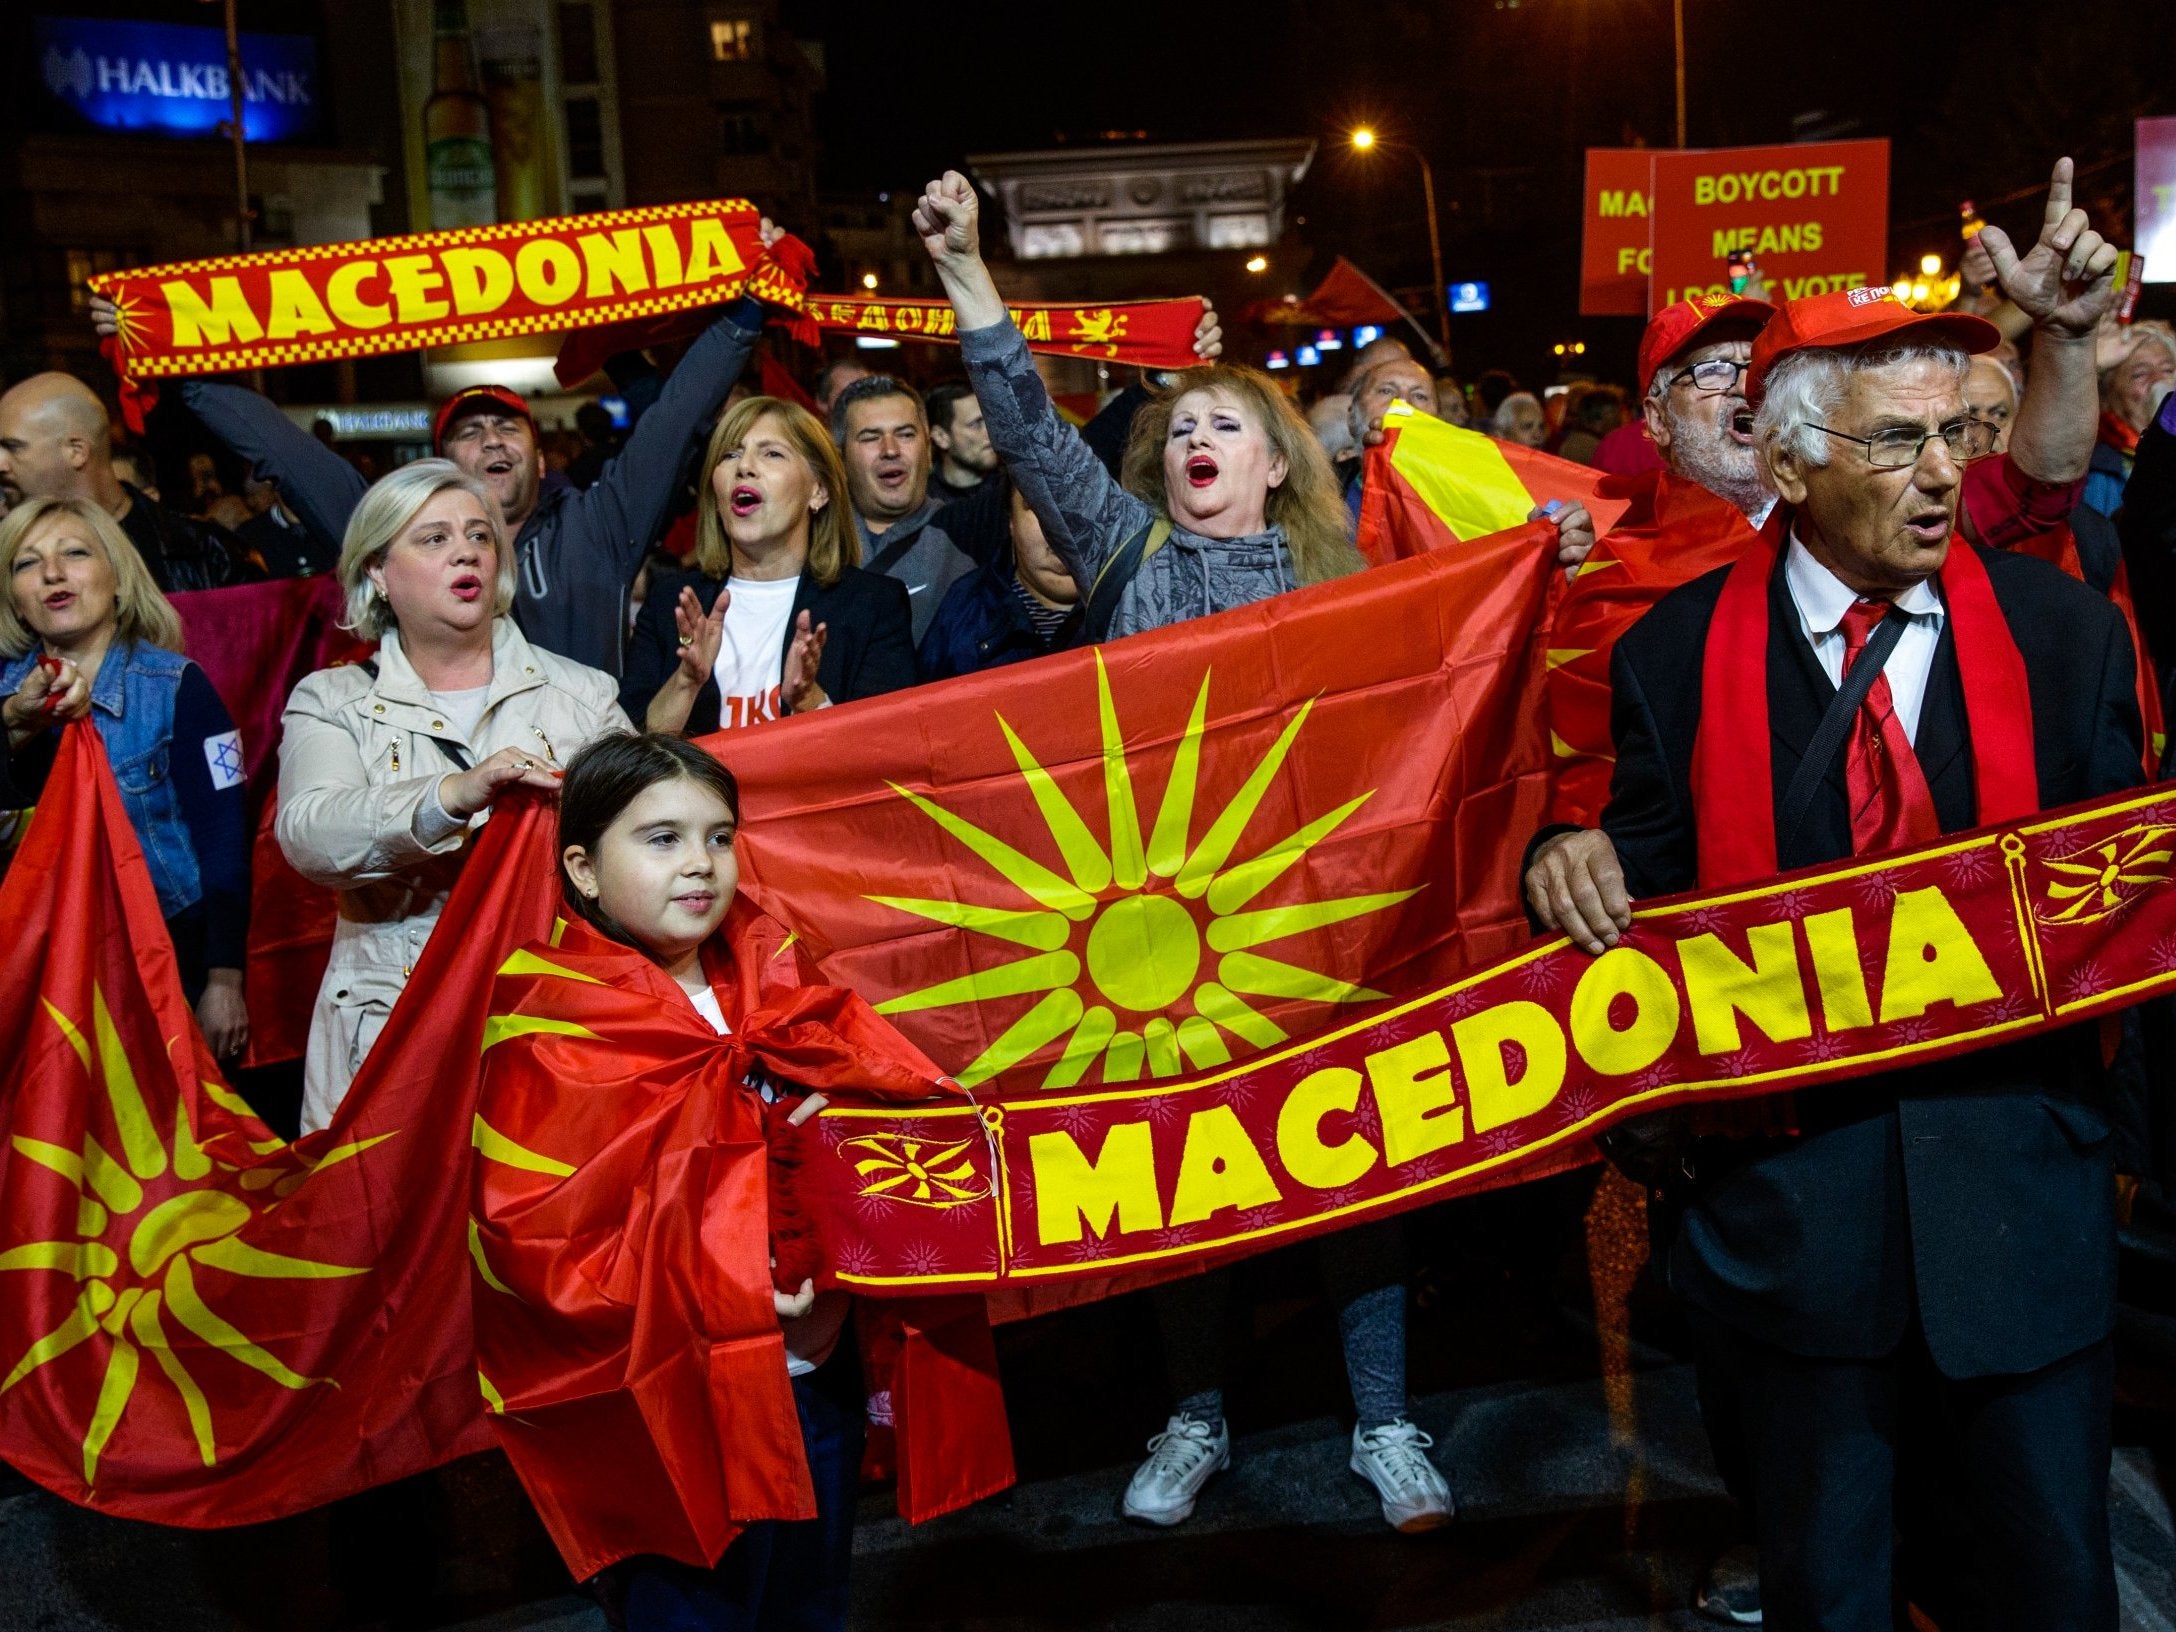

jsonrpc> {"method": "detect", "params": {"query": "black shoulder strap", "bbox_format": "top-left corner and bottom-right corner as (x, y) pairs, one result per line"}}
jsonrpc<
(357, 657), (474, 771)
(1083, 519), (1172, 644)
(1775, 608), (1910, 859)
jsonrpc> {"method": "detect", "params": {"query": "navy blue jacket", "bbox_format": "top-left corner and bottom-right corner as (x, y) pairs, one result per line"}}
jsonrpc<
(918, 564), (1084, 681)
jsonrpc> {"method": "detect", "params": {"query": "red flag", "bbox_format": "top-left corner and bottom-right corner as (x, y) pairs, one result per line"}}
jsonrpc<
(472, 907), (1013, 1579)
(0, 725), (559, 1524)
(714, 531), (1556, 1100)
(167, 577), (360, 795)
(1357, 404), (1630, 567)
(1545, 468), (1757, 824)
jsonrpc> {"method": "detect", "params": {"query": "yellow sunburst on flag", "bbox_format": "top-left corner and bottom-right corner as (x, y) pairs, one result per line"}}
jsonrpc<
(2038, 824), (2176, 924)
(0, 988), (384, 1486)
(867, 654), (1421, 1088)
(840, 1132), (989, 1208)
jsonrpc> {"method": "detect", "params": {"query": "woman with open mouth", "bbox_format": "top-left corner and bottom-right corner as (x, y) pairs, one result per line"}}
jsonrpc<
(276, 459), (633, 1132)
(913, 172), (1455, 1536)
(618, 395), (916, 738)
(0, 497), (253, 1065)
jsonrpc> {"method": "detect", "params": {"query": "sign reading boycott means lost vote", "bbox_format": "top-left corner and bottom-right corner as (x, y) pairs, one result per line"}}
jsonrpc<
(1647, 139), (1889, 313)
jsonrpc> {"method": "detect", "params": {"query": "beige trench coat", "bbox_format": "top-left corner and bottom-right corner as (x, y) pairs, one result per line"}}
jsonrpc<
(277, 617), (630, 1131)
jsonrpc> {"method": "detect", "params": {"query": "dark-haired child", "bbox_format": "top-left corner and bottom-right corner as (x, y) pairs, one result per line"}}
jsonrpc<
(472, 732), (974, 1630)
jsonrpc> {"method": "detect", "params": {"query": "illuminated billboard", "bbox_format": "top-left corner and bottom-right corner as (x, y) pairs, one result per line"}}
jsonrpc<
(34, 15), (323, 144)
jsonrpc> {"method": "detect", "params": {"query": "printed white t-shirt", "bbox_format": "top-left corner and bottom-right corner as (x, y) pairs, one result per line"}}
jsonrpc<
(711, 576), (799, 730)
(683, 980), (846, 1377)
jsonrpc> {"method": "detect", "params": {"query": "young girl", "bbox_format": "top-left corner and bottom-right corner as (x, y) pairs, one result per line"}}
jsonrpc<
(472, 732), (1008, 1629)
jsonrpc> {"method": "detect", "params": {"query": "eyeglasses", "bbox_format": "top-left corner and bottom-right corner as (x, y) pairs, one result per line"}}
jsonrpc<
(1812, 418), (1998, 469)
(1664, 359), (1747, 393)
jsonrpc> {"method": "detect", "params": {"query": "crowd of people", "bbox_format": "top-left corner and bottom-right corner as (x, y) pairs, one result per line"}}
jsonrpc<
(3, 150), (2174, 1631)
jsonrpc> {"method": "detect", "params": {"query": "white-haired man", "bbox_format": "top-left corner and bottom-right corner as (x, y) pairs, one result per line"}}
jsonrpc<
(1527, 169), (2130, 1627)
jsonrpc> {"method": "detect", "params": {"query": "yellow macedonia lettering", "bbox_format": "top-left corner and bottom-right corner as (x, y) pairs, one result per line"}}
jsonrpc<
(326, 261), (390, 329)
(1680, 921), (1812, 1054)
(1454, 1001), (1568, 1133)
(641, 224), (686, 288)
(1028, 1122), (1162, 1245)
(1019, 309), (1052, 340)
(382, 254), (449, 324)
(442, 247), (514, 315)
(579, 228), (650, 298)
(515, 239), (581, 306)
(1878, 886), (2002, 1024)
(162, 277), (263, 348)
(1169, 1104), (1282, 1225)
(1802, 907), (1875, 1032)
(1367, 1032), (1462, 1166)
(1275, 1066), (1379, 1190)
(683, 217), (746, 284)
(264, 270), (335, 340)
(1568, 947), (1680, 1076)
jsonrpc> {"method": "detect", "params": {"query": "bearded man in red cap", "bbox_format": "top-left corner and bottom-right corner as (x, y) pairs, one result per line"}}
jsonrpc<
(1526, 162), (2133, 1629)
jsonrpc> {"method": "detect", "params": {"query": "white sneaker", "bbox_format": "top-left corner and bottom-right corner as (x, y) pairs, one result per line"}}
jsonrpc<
(1350, 1418), (1455, 1532)
(1120, 1414), (1230, 1527)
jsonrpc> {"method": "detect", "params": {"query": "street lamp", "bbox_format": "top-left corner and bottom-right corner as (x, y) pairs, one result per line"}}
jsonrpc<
(862, 271), (879, 291)
(1349, 127), (1450, 364)
(1245, 255), (1268, 274)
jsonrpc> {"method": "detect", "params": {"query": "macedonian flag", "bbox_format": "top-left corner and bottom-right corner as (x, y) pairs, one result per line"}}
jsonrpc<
(0, 724), (558, 1524)
(1355, 401), (1630, 567)
(716, 528), (1561, 1102)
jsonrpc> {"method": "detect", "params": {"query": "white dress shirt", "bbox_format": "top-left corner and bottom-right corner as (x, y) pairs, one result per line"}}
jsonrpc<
(1784, 535), (1945, 744)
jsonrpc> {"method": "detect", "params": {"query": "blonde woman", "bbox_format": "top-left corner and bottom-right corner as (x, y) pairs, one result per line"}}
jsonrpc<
(0, 497), (251, 1059)
(619, 395), (916, 734)
(916, 173), (1455, 1532)
(277, 459), (629, 1132)
(914, 171), (1362, 641)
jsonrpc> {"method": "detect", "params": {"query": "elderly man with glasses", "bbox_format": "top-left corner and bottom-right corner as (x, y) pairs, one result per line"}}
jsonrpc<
(1526, 165), (2133, 1629)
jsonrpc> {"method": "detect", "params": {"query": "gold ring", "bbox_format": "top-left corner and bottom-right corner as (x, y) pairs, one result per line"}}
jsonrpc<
(678, 633), (694, 646)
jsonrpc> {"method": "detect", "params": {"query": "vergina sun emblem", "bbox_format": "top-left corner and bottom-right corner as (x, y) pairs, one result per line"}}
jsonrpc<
(1, 988), (382, 1486)
(867, 655), (1422, 1089)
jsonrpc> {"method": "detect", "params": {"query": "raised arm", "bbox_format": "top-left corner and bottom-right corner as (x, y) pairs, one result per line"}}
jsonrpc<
(916, 172), (1150, 590)
(1980, 157), (2121, 485)
(559, 295), (765, 592)
(179, 382), (368, 550)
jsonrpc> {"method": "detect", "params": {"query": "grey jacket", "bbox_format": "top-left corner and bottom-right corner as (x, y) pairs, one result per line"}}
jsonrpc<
(958, 318), (1296, 639)
(856, 496), (975, 644)
(181, 300), (766, 675)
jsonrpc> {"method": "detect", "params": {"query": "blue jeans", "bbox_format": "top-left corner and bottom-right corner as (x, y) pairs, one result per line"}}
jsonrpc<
(620, 1359), (864, 1632)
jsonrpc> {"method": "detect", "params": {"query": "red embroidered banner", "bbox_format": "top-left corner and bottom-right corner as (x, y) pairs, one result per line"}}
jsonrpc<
(793, 782), (2176, 1289)
(804, 295), (1208, 368)
(88, 200), (787, 381)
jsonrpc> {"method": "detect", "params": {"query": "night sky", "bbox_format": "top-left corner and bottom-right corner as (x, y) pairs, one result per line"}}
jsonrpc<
(795, 0), (2173, 383)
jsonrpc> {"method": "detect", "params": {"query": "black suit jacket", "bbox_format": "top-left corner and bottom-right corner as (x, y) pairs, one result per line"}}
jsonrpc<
(1602, 542), (2143, 1379)
(619, 565), (917, 734)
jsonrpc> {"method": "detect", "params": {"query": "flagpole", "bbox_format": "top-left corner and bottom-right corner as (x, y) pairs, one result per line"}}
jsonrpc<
(220, 0), (252, 251)
(1673, 0), (1687, 149)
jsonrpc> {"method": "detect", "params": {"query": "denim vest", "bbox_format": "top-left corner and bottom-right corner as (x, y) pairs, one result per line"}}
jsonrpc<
(3, 642), (204, 920)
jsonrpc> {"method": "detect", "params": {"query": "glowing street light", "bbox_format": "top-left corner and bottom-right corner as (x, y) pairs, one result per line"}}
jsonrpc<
(1348, 126), (1449, 364)
(1245, 255), (1268, 274)
(861, 271), (879, 291)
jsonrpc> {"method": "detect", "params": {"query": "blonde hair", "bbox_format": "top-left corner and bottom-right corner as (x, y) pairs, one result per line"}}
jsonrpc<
(336, 458), (513, 640)
(694, 397), (860, 588)
(0, 497), (183, 659)
(1119, 366), (1363, 587)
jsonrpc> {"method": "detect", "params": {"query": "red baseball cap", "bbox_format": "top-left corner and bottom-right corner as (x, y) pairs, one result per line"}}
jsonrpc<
(432, 384), (534, 452)
(1637, 292), (1777, 396)
(1746, 286), (2001, 407)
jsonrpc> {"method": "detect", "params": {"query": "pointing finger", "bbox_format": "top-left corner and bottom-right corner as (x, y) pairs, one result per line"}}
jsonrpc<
(2043, 156), (2074, 232)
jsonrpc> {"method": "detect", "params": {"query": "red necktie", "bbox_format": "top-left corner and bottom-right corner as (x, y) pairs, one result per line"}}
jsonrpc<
(1837, 599), (1940, 856)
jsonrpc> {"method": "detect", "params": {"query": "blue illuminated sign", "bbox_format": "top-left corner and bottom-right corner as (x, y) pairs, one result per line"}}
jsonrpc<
(1449, 281), (1491, 314)
(35, 16), (322, 144)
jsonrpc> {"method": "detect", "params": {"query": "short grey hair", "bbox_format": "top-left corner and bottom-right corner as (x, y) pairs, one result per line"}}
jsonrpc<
(336, 458), (513, 640)
(1754, 341), (1970, 471)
